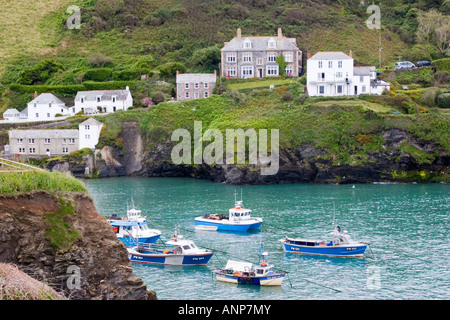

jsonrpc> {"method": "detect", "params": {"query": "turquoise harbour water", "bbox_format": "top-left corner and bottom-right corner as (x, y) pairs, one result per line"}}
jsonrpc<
(84, 177), (449, 300)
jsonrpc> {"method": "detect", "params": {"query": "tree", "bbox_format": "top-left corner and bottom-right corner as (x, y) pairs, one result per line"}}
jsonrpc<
(276, 54), (288, 76)
(416, 9), (450, 55)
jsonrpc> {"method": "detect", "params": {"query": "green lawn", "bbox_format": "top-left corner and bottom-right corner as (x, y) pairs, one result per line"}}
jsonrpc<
(227, 78), (299, 90)
(312, 99), (396, 113)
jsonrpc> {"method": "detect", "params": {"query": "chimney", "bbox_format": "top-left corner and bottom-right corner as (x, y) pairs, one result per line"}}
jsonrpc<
(349, 50), (353, 58)
(213, 70), (217, 76)
(307, 50), (311, 59)
(34, 91), (38, 98)
(237, 28), (241, 38)
(278, 27), (282, 38)
(176, 70), (179, 76)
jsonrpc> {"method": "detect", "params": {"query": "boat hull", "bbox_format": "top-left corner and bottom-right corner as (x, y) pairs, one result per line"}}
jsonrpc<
(214, 273), (285, 286)
(194, 218), (262, 232)
(129, 251), (213, 266)
(282, 242), (367, 257)
(118, 234), (161, 247)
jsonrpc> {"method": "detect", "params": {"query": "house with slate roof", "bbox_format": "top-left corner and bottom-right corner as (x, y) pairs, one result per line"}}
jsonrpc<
(24, 93), (69, 121)
(306, 51), (390, 97)
(221, 28), (302, 79)
(176, 70), (217, 101)
(73, 86), (133, 115)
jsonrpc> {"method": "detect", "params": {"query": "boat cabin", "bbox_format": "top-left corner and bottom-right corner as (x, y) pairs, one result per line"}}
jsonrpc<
(228, 200), (253, 222)
(165, 237), (202, 254)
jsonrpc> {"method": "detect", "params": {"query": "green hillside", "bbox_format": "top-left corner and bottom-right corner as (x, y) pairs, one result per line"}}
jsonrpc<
(0, 0), (448, 114)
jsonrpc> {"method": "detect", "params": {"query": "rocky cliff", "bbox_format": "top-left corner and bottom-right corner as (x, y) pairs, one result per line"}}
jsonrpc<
(0, 191), (155, 300)
(46, 121), (449, 184)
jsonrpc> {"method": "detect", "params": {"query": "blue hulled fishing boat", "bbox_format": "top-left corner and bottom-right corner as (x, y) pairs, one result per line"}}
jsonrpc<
(107, 199), (161, 247)
(127, 233), (214, 266)
(212, 244), (285, 286)
(279, 225), (368, 257)
(194, 192), (263, 232)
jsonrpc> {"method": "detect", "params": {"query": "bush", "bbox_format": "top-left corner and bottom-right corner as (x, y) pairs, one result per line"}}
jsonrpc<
(158, 62), (186, 78)
(282, 91), (293, 101)
(17, 60), (65, 85)
(422, 87), (441, 107)
(83, 68), (113, 82)
(432, 58), (450, 74)
(82, 81), (136, 90)
(437, 93), (450, 108)
(9, 84), (85, 96)
(152, 91), (166, 104)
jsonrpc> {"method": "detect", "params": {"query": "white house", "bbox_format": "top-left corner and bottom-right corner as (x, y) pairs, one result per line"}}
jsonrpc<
(78, 117), (103, 150)
(306, 51), (390, 97)
(73, 87), (133, 115)
(2, 109), (21, 121)
(25, 93), (69, 121)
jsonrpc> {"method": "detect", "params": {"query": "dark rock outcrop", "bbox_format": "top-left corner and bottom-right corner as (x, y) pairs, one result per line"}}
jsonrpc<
(0, 191), (155, 300)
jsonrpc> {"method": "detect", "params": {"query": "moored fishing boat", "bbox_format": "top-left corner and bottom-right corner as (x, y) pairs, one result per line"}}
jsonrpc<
(127, 233), (214, 266)
(107, 199), (161, 247)
(194, 192), (263, 232)
(212, 244), (285, 286)
(279, 225), (368, 257)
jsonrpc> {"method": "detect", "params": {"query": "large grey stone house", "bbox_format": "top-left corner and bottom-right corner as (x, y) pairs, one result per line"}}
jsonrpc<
(8, 129), (79, 157)
(220, 28), (302, 79)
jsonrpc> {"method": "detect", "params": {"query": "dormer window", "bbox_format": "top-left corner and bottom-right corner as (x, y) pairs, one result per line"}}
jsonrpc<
(81, 97), (84, 103)
(243, 38), (252, 49)
(268, 38), (276, 49)
(96, 96), (101, 103)
(112, 96), (116, 103)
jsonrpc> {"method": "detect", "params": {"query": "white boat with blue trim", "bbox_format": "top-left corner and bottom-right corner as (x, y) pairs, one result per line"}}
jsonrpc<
(280, 225), (368, 257)
(107, 200), (161, 247)
(127, 233), (214, 266)
(212, 244), (285, 286)
(194, 192), (263, 232)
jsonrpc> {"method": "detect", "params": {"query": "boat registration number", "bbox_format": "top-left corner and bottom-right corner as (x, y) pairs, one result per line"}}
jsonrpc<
(288, 246), (301, 251)
(346, 247), (358, 251)
(192, 257), (205, 261)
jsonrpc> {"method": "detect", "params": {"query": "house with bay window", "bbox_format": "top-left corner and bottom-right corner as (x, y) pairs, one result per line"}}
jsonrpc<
(306, 51), (390, 97)
(221, 28), (302, 79)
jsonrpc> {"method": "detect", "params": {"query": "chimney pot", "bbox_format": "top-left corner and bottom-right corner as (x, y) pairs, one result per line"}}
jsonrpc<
(213, 70), (217, 75)
(237, 28), (241, 38)
(307, 50), (311, 59)
(349, 50), (353, 58)
(176, 70), (179, 75)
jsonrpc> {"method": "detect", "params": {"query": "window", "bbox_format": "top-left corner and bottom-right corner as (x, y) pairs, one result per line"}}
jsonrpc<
(194, 83), (199, 89)
(44, 139), (50, 144)
(227, 67), (236, 77)
(204, 92), (209, 98)
(319, 86), (325, 94)
(285, 65), (293, 75)
(227, 53), (236, 62)
(68, 138), (75, 144)
(19, 148), (25, 153)
(328, 61), (333, 68)
(243, 53), (252, 62)
(72, 108), (75, 113)
(243, 39), (252, 48)
(194, 92), (199, 99)
(81, 98), (84, 103)
(185, 83), (189, 89)
(284, 52), (293, 62)
(268, 38), (276, 48)
(34, 103), (37, 108)
(62, 147), (69, 154)
(336, 72), (343, 78)
(257, 58), (263, 65)
(28, 139), (35, 144)
(241, 66), (253, 77)
(338, 61), (343, 68)
(85, 134), (90, 139)
(63, 139), (67, 144)
(318, 61), (323, 68)
(266, 65), (279, 76)
(360, 76), (364, 82)
(96, 96), (101, 102)
(318, 73), (325, 81)
(29, 148), (36, 154)
(47, 113), (50, 118)
(17, 139), (23, 144)
(85, 125), (90, 130)
(268, 53), (276, 62)
(49, 103), (52, 108)
(112, 97), (116, 103)
(362, 85), (366, 93)
(204, 83), (208, 89)
(185, 92), (190, 99)
(337, 85), (343, 94)
(36, 113), (39, 118)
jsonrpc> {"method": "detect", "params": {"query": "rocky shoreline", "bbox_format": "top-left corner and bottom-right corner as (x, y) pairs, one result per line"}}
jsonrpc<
(46, 122), (449, 185)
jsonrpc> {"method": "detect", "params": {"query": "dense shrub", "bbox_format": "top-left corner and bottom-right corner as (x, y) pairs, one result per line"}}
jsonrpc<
(158, 62), (186, 78)
(437, 93), (450, 108)
(9, 84), (84, 96)
(422, 87), (441, 107)
(17, 60), (65, 85)
(432, 58), (450, 74)
(83, 68), (113, 82)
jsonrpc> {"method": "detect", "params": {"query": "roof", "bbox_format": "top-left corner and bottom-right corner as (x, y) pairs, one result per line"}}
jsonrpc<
(224, 260), (252, 272)
(4, 109), (20, 114)
(75, 88), (131, 102)
(176, 73), (217, 83)
(80, 117), (103, 126)
(309, 52), (353, 61)
(9, 129), (79, 139)
(222, 36), (298, 52)
(354, 66), (376, 76)
(28, 93), (65, 105)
